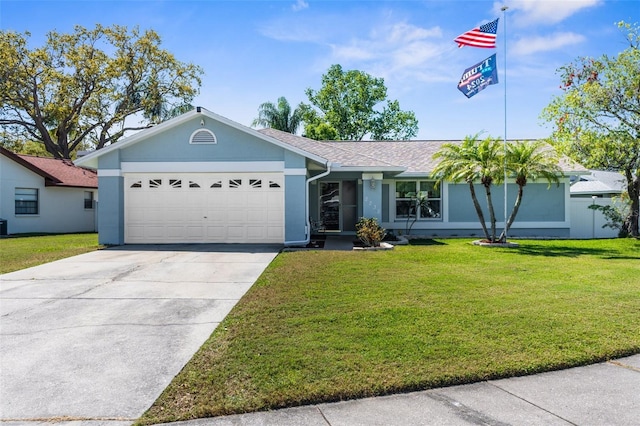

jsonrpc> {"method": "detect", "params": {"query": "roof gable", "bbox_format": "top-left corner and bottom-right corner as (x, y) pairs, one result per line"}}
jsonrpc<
(75, 108), (327, 169)
(0, 146), (97, 188)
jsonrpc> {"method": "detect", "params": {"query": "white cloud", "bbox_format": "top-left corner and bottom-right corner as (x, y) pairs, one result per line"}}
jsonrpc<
(260, 19), (326, 43)
(331, 43), (376, 61)
(512, 32), (585, 55)
(261, 14), (451, 86)
(386, 22), (443, 43)
(493, 0), (602, 26)
(292, 0), (308, 12)
(329, 22), (447, 75)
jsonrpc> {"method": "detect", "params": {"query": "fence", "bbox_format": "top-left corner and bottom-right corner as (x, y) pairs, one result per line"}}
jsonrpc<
(570, 197), (619, 239)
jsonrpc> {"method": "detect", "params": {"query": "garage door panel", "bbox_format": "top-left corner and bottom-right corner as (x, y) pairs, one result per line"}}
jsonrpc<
(246, 226), (266, 239)
(167, 226), (186, 238)
(205, 226), (225, 239)
(227, 226), (245, 239)
(185, 209), (205, 221)
(186, 226), (205, 238)
(166, 209), (185, 222)
(206, 189), (225, 200)
(267, 194), (284, 208)
(227, 210), (247, 222)
(227, 193), (246, 207)
(246, 210), (264, 222)
(267, 226), (284, 239)
(128, 209), (146, 222)
(266, 210), (282, 224)
(125, 173), (284, 243)
(145, 226), (165, 239)
(207, 211), (227, 222)
(187, 196), (205, 211)
(127, 226), (145, 239)
(247, 192), (266, 208)
(146, 190), (164, 201)
(205, 204), (226, 216)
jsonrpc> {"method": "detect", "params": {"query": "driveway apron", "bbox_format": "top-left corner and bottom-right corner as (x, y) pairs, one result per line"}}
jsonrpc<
(0, 244), (280, 423)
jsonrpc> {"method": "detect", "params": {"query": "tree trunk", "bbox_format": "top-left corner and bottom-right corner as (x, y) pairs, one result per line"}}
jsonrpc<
(499, 185), (524, 242)
(56, 127), (72, 159)
(469, 182), (490, 241)
(627, 171), (640, 237)
(33, 118), (62, 159)
(484, 184), (497, 242)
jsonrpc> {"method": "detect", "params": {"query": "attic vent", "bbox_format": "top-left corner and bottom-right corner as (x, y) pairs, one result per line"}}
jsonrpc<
(190, 129), (217, 144)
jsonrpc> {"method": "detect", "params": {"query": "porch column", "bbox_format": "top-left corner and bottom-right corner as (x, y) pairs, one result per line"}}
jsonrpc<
(97, 174), (124, 245)
(362, 173), (383, 222)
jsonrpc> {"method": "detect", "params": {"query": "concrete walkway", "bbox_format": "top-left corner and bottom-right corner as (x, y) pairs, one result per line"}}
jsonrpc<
(0, 244), (280, 424)
(161, 354), (640, 426)
(323, 235), (354, 250)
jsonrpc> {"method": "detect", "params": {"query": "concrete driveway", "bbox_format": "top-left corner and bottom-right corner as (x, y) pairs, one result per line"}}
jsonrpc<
(0, 244), (280, 423)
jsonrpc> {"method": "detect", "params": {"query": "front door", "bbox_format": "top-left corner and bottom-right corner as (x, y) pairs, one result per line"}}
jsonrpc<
(319, 181), (357, 232)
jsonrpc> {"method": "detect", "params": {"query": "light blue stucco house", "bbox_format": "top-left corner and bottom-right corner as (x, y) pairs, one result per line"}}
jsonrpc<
(75, 107), (585, 246)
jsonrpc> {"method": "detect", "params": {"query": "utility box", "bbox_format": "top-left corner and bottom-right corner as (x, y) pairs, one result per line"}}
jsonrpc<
(0, 219), (7, 236)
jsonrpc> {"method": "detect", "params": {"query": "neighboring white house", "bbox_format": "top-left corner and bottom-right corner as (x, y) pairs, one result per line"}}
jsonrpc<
(0, 147), (98, 235)
(570, 170), (627, 239)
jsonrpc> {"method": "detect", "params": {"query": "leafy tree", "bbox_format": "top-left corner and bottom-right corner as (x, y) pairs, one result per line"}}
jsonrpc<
(1, 140), (52, 157)
(498, 140), (562, 241)
(302, 121), (338, 140)
(251, 96), (304, 134)
(432, 134), (503, 242)
(589, 199), (632, 237)
(302, 64), (418, 141)
(0, 24), (203, 159)
(0, 128), (51, 156)
(541, 21), (640, 237)
(370, 99), (419, 140)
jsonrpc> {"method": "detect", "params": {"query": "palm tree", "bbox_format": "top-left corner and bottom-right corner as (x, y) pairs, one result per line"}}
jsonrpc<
(498, 141), (563, 242)
(432, 134), (503, 242)
(252, 97), (304, 134)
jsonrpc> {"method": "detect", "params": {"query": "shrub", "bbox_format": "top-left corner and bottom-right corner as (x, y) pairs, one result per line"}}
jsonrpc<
(589, 198), (632, 238)
(356, 217), (387, 247)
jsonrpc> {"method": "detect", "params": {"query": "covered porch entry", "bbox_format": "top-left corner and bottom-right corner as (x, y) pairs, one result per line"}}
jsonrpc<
(310, 173), (384, 234)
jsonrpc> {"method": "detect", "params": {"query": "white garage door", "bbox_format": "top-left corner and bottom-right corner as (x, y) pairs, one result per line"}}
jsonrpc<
(124, 173), (284, 244)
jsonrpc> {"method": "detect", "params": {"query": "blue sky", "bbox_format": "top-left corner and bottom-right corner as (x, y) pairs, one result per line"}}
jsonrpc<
(1, 0), (636, 140)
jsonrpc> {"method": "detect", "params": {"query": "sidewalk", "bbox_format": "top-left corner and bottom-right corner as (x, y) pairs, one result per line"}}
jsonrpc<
(162, 354), (640, 426)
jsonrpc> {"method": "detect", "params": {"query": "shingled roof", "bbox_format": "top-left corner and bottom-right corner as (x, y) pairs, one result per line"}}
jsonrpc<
(258, 128), (587, 175)
(1, 147), (97, 188)
(571, 170), (626, 195)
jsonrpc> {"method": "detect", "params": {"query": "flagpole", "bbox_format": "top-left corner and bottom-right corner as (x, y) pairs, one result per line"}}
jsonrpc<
(501, 5), (509, 242)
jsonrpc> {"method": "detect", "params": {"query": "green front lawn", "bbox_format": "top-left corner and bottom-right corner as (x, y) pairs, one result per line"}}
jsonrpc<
(0, 233), (101, 274)
(139, 238), (640, 424)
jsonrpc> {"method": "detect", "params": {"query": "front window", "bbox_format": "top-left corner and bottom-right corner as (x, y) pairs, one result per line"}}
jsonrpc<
(395, 181), (441, 220)
(15, 188), (39, 215)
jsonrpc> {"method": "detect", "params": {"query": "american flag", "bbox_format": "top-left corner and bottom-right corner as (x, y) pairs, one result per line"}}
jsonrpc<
(454, 18), (499, 48)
